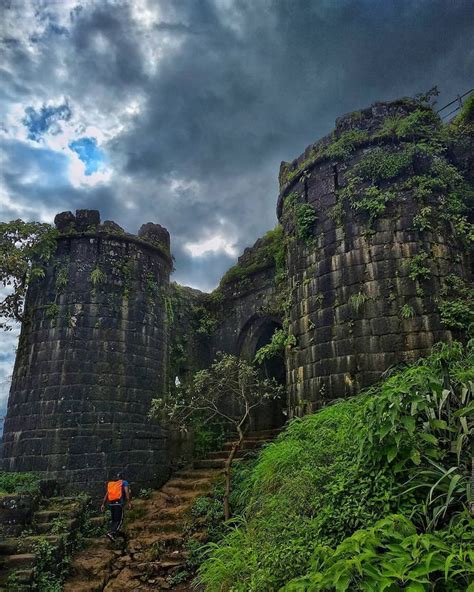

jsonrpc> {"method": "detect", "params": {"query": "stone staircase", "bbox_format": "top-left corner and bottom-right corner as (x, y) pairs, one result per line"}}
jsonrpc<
(63, 428), (281, 591)
(0, 496), (86, 591)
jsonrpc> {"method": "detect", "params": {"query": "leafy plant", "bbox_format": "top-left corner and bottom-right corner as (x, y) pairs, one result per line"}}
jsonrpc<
(406, 252), (431, 282)
(283, 514), (473, 591)
(0, 471), (40, 495)
(138, 488), (153, 499)
(348, 291), (368, 314)
(254, 328), (297, 364)
(55, 266), (68, 291)
(45, 302), (60, 319)
(90, 267), (105, 289)
(400, 303), (415, 319)
(283, 193), (317, 244)
(0, 219), (58, 330)
(437, 274), (474, 332)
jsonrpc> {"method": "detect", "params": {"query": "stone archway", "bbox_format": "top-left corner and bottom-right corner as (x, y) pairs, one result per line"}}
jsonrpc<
(237, 315), (287, 431)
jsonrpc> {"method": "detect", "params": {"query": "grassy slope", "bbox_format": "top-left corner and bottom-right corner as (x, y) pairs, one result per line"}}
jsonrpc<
(197, 342), (473, 591)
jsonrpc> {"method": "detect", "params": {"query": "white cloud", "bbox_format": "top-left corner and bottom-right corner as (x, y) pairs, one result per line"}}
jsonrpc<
(185, 234), (238, 257)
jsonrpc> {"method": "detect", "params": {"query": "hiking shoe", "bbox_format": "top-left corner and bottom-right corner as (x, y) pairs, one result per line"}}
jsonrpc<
(106, 532), (116, 542)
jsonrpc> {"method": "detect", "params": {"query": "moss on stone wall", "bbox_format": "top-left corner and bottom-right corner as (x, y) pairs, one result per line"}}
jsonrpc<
(218, 225), (285, 288)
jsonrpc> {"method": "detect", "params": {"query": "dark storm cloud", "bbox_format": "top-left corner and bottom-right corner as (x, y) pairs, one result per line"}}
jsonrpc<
(1, 0), (473, 291)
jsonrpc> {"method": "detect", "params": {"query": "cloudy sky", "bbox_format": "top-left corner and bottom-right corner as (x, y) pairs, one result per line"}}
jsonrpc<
(0, 0), (473, 411)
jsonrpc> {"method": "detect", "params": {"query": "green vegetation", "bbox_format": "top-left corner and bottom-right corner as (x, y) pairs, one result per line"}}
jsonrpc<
(455, 93), (474, 124)
(45, 302), (60, 319)
(437, 274), (474, 331)
(284, 515), (473, 591)
(219, 225), (285, 288)
(193, 420), (227, 459)
(403, 158), (474, 243)
(348, 291), (368, 314)
(283, 194), (317, 245)
(192, 304), (219, 336)
(196, 342), (473, 591)
(151, 353), (284, 520)
(0, 219), (58, 330)
(55, 266), (68, 291)
(33, 537), (68, 592)
(89, 266), (105, 290)
(254, 328), (296, 365)
(400, 303), (415, 319)
(280, 129), (370, 187)
(0, 471), (40, 495)
(378, 107), (440, 139)
(405, 252), (431, 282)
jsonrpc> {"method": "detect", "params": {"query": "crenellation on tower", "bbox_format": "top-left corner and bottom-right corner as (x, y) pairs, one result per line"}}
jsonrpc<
(1, 98), (472, 491)
(2, 209), (172, 493)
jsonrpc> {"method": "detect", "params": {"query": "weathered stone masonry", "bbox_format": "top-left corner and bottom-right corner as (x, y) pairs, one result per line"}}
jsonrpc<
(2, 98), (472, 491)
(2, 210), (172, 493)
(278, 100), (472, 414)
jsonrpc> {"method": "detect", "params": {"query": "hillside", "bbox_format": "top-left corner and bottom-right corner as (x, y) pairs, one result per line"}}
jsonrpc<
(196, 341), (473, 591)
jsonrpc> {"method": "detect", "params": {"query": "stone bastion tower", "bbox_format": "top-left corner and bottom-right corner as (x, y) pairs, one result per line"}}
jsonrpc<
(277, 99), (472, 415)
(1, 210), (172, 493)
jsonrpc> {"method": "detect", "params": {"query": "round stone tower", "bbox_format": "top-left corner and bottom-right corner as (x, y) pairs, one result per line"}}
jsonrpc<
(278, 99), (472, 415)
(1, 210), (173, 493)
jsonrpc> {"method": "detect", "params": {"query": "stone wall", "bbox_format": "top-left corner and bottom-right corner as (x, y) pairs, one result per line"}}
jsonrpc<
(207, 234), (286, 430)
(278, 100), (472, 415)
(1, 210), (172, 493)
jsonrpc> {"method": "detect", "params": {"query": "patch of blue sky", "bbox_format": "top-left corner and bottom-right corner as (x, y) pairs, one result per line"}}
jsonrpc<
(68, 137), (106, 176)
(22, 102), (72, 142)
(3, 139), (71, 189)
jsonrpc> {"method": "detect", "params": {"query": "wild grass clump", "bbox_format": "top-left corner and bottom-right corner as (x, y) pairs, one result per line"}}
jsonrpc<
(196, 341), (473, 591)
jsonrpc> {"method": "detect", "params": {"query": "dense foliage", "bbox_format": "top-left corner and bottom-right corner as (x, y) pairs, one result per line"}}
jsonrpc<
(0, 471), (40, 495)
(196, 342), (473, 591)
(0, 220), (58, 330)
(218, 225), (285, 287)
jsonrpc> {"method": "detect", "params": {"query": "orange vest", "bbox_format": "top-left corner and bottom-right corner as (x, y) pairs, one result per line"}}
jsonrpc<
(107, 480), (123, 502)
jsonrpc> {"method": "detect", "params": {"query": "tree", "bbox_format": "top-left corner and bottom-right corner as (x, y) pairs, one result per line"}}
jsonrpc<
(151, 352), (284, 520)
(0, 220), (58, 330)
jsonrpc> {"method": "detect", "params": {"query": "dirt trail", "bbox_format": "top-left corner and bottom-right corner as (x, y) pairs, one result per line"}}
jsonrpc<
(64, 430), (280, 591)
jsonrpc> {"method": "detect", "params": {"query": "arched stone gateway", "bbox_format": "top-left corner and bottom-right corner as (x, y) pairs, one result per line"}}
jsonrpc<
(237, 314), (287, 431)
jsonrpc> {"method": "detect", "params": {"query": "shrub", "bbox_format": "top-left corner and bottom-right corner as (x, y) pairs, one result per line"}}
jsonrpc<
(0, 472), (40, 495)
(197, 342), (473, 591)
(283, 514), (473, 591)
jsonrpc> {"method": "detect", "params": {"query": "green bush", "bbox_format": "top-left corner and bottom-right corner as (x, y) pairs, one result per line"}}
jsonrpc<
(0, 472), (40, 495)
(283, 514), (473, 591)
(197, 342), (474, 591)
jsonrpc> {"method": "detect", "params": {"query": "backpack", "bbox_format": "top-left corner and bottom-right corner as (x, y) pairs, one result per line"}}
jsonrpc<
(107, 480), (123, 502)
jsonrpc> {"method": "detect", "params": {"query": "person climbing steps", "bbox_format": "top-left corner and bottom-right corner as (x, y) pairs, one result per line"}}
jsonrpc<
(101, 472), (132, 542)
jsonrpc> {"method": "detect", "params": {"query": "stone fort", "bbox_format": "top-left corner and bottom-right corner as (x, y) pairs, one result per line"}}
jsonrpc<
(2, 98), (472, 493)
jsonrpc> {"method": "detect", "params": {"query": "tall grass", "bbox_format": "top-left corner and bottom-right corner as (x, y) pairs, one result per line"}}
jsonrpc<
(196, 342), (473, 591)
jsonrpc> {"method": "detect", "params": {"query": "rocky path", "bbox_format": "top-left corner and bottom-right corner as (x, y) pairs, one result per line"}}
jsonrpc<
(64, 429), (280, 591)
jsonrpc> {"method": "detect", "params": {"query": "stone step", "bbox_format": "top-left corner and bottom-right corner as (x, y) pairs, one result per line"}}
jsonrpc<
(34, 509), (70, 523)
(146, 519), (184, 533)
(173, 468), (223, 480)
(222, 439), (269, 450)
(207, 449), (248, 460)
(164, 477), (215, 490)
(0, 567), (33, 588)
(193, 458), (242, 470)
(0, 534), (61, 556)
(34, 517), (78, 534)
(246, 429), (283, 438)
(161, 486), (210, 500)
(0, 553), (36, 570)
